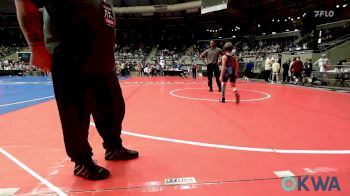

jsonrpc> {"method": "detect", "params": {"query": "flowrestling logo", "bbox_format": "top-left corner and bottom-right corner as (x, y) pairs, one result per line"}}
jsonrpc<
(282, 176), (341, 192)
(314, 10), (335, 17)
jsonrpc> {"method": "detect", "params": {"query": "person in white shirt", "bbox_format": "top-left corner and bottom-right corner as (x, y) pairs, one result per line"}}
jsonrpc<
(264, 56), (272, 82)
(144, 66), (149, 76)
(313, 54), (330, 72)
(271, 59), (280, 83)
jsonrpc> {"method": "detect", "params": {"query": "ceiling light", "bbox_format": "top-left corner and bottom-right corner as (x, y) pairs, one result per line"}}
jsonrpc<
(336, 5), (340, 8)
(343, 4), (348, 7)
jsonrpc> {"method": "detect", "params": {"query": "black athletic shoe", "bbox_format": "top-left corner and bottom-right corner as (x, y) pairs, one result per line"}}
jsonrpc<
(105, 147), (139, 160)
(219, 97), (225, 103)
(74, 161), (110, 180)
(209, 87), (213, 92)
(235, 92), (240, 105)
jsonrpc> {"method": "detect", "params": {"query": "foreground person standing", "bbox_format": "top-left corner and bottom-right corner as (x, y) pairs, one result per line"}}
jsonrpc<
(15, 0), (139, 180)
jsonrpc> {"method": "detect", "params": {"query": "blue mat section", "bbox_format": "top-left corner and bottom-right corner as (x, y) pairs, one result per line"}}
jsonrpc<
(0, 75), (128, 115)
(0, 76), (54, 114)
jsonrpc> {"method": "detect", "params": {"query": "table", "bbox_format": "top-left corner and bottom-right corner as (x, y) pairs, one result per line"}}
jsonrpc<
(0, 70), (22, 76)
(163, 70), (184, 76)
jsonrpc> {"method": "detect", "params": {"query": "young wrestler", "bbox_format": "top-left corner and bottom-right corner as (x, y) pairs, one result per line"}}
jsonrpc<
(219, 42), (240, 104)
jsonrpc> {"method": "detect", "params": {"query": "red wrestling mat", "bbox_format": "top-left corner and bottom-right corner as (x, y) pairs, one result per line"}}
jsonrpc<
(0, 77), (349, 195)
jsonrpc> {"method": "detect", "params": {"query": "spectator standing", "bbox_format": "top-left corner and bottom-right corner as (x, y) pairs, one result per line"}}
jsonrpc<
(271, 59), (280, 83)
(313, 53), (330, 72)
(243, 60), (254, 80)
(192, 61), (199, 79)
(291, 57), (304, 84)
(282, 59), (291, 83)
(264, 55), (272, 82)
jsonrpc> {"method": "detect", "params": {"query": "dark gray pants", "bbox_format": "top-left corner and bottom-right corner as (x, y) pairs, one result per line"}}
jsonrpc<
(51, 57), (124, 163)
(207, 63), (220, 88)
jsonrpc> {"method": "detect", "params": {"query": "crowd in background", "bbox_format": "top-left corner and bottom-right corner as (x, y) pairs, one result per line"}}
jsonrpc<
(1, 29), (350, 87)
(0, 59), (47, 76)
(320, 26), (350, 43)
(0, 46), (20, 59)
(257, 54), (350, 86)
(236, 38), (298, 54)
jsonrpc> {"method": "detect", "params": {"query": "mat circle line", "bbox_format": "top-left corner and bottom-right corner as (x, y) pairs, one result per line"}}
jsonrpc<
(89, 123), (350, 154)
(169, 88), (271, 102)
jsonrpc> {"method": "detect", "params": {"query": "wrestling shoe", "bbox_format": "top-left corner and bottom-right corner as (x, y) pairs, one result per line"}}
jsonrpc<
(235, 91), (240, 105)
(105, 146), (139, 160)
(219, 97), (225, 103)
(74, 160), (110, 180)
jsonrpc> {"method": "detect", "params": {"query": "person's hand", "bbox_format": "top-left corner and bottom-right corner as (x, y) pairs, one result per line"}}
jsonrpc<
(30, 45), (52, 71)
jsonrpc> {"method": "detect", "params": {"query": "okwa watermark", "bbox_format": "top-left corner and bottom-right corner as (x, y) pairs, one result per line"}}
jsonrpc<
(282, 176), (341, 192)
(314, 10), (334, 17)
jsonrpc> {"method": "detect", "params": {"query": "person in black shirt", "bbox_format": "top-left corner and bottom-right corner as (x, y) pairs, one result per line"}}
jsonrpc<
(15, 0), (138, 180)
(282, 59), (291, 83)
(303, 59), (313, 84)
